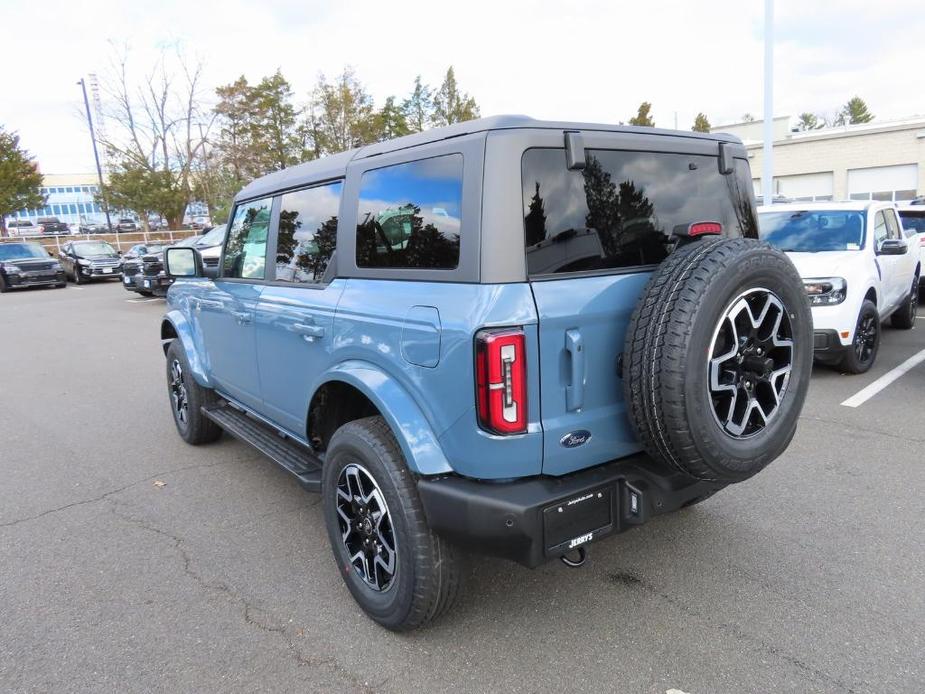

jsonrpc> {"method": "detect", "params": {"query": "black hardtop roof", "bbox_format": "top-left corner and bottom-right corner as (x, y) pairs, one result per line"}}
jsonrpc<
(236, 115), (743, 201)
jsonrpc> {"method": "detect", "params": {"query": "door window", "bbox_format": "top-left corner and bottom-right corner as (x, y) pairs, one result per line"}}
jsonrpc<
(873, 211), (889, 247)
(223, 198), (272, 279)
(275, 181), (342, 284)
(356, 154), (463, 269)
(884, 209), (902, 239)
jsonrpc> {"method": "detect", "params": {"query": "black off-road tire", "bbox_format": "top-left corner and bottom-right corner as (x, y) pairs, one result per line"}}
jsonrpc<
(322, 416), (462, 631)
(891, 275), (919, 329)
(165, 340), (222, 445)
(623, 238), (813, 483)
(840, 300), (880, 374)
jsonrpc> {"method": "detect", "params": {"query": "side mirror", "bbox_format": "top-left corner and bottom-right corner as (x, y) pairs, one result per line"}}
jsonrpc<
(877, 238), (908, 256)
(165, 247), (204, 278)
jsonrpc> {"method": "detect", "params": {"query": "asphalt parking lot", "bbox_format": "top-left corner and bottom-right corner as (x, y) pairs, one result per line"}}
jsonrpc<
(1, 282), (923, 694)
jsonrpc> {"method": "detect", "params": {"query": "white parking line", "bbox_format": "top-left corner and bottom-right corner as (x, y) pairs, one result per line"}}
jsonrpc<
(841, 347), (925, 408)
(126, 298), (160, 303)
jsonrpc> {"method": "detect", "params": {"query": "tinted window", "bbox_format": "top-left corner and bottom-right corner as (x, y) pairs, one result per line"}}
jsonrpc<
(899, 210), (925, 234)
(522, 148), (758, 275)
(223, 198), (271, 280)
(884, 209), (902, 239)
(276, 181), (342, 283)
(356, 155), (462, 270)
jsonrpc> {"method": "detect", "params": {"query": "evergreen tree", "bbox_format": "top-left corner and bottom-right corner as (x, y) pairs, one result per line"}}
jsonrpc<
(403, 76), (434, 133)
(795, 112), (824, 131)
(741, 113), (756, 122)
(835, 96), (874, 125)
(432, 67), (480, 127)
(692, 113), (711, 132)
(308, 67), (376, 155)
(252, 70), (301, 171)
(628, 102), (655, 127)
(373, 96), (411, 141)
(0, 127), (43, 237)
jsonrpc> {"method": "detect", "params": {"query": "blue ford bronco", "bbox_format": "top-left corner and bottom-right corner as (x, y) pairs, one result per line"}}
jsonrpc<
(161, 116), (812, 630)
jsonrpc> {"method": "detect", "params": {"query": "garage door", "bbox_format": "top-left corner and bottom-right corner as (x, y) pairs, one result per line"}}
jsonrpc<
(776, 172), (834, 201)
(848, 164), (918, 201)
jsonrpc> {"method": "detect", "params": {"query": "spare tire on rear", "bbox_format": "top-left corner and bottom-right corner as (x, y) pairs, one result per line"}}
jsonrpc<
(623, 238), (812, 483)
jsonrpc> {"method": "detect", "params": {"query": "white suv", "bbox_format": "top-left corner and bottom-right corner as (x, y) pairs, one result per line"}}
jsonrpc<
(758, 201), (920, 373)
(897, 202), (925, 297)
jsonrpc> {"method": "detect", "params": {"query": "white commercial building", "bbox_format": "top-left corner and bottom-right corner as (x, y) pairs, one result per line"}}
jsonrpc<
(713, 116), (925, 203)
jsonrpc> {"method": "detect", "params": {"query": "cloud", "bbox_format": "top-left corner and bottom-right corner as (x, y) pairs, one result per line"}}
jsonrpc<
(2, 0), (923, 172)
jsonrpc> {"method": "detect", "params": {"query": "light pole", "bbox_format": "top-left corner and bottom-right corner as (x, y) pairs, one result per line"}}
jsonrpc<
(762, 0), (774, 205)
(77, 77), (113, 232)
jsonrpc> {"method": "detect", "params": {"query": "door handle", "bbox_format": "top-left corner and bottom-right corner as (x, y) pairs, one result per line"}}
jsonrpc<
(292, 322), (325, 342)
(231, 310), (251, 325)
(194, 298), (223, 311)
(565, 329), (585, 411)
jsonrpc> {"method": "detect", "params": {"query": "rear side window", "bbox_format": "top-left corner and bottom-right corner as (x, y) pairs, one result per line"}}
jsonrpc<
(521, 148), (758, 276)
(223, 197), (272, 280)
(275, 181), (342, 284)
(899, 210), (925, 235)
(356, 154), (462, 270)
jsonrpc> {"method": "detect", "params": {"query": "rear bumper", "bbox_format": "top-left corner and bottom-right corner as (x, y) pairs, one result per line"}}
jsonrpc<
(417, 453), (721, 568)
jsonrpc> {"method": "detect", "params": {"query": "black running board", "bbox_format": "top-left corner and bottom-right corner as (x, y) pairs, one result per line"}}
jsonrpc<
(202, 404), (322, 492)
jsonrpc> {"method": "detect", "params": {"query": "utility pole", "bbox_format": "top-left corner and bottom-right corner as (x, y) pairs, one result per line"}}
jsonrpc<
(762, 0), (774, 205)
(78, 77), (113, 232)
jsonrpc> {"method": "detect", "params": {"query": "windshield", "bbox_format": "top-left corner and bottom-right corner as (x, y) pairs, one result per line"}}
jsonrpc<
(0, 243), (49, 261)
(898, 211), (925, 233)
(74, 241), (117, 256)
(196, 225), (226, 247)
(758, 210), (866, 252)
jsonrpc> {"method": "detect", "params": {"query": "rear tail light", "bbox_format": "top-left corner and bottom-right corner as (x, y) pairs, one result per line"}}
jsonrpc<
(687, 221), (723, 236)
(475, 327), (527, 435)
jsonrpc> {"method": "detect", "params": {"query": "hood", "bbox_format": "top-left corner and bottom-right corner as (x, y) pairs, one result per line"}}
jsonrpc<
(78, 253), (120, 260)
(785, 250), (865, 280)
(3, 257), (56, 269)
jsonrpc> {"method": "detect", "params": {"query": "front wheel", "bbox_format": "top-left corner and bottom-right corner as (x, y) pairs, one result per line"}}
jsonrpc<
(164, 340), (222, 444)
(322, 416), (462, 631)
(840, 300), (880, 374)
(73, 267), (85, 285)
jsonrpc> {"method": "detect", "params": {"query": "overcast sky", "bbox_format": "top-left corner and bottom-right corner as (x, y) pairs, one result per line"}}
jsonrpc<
(2, 0), (923, 173)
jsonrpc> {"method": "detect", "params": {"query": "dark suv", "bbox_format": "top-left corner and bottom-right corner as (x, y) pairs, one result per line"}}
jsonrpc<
(36, 217), (70, 235)
(160, 116), (812, 630)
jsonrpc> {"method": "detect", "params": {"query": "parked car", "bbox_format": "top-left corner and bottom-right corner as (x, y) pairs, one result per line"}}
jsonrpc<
(897, 203), (925, 297)
(159, 116), (812, 630)
(191, 223), (225, 275)
(58, 240), (123, 284)
(0, 242), (66, 292)
(116, 218), (138, 233)
(758, 201), (920, 373)
(121, 243), (169, 296)
(5, 220), (41, 236)
(36, 216), (70, 235)
(78, 220), (109, 234)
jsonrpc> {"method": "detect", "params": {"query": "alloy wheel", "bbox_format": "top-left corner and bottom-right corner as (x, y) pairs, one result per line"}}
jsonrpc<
(854, 314), (878, 364)
(335, 463), (397, 592)
(169, 359), (189, 426)
(708, 288), (794, 438)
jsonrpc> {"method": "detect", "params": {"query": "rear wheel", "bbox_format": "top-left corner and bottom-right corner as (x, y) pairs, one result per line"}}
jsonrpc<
(891, 275), (919, 329)
(840, 300), (880, 374)
(623, 238), (813, 483)
(0, 275), (8, 293)
(165, 340), (221, 444)
(322, 416), (462, 631)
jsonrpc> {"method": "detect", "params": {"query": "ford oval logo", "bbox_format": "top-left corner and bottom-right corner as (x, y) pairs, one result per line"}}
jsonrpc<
(560, 430), (592, 448)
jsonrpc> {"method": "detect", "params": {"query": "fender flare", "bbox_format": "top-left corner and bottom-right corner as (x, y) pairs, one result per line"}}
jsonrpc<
(319, 361), (453, 476)
(161, 310), (212, 388)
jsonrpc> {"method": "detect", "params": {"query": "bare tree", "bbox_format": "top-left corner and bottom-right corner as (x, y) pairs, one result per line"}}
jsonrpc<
(96, 46), (214, 230)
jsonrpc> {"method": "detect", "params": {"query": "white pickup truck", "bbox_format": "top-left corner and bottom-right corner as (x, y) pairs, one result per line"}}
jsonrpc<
(758, 201), (920, 373)
(897, 201), (925, 298)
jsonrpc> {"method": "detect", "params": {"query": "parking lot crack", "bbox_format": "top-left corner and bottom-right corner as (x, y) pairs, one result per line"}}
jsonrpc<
(605, 570), (864, 693)
(106, 500), (377, 693)
(0, 459), (234, 530)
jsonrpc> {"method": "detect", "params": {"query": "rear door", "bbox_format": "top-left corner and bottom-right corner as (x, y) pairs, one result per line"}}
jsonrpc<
(523, 133), (758, 475)
(872, 209), (903, 311)
(253, 180), (346, 436)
